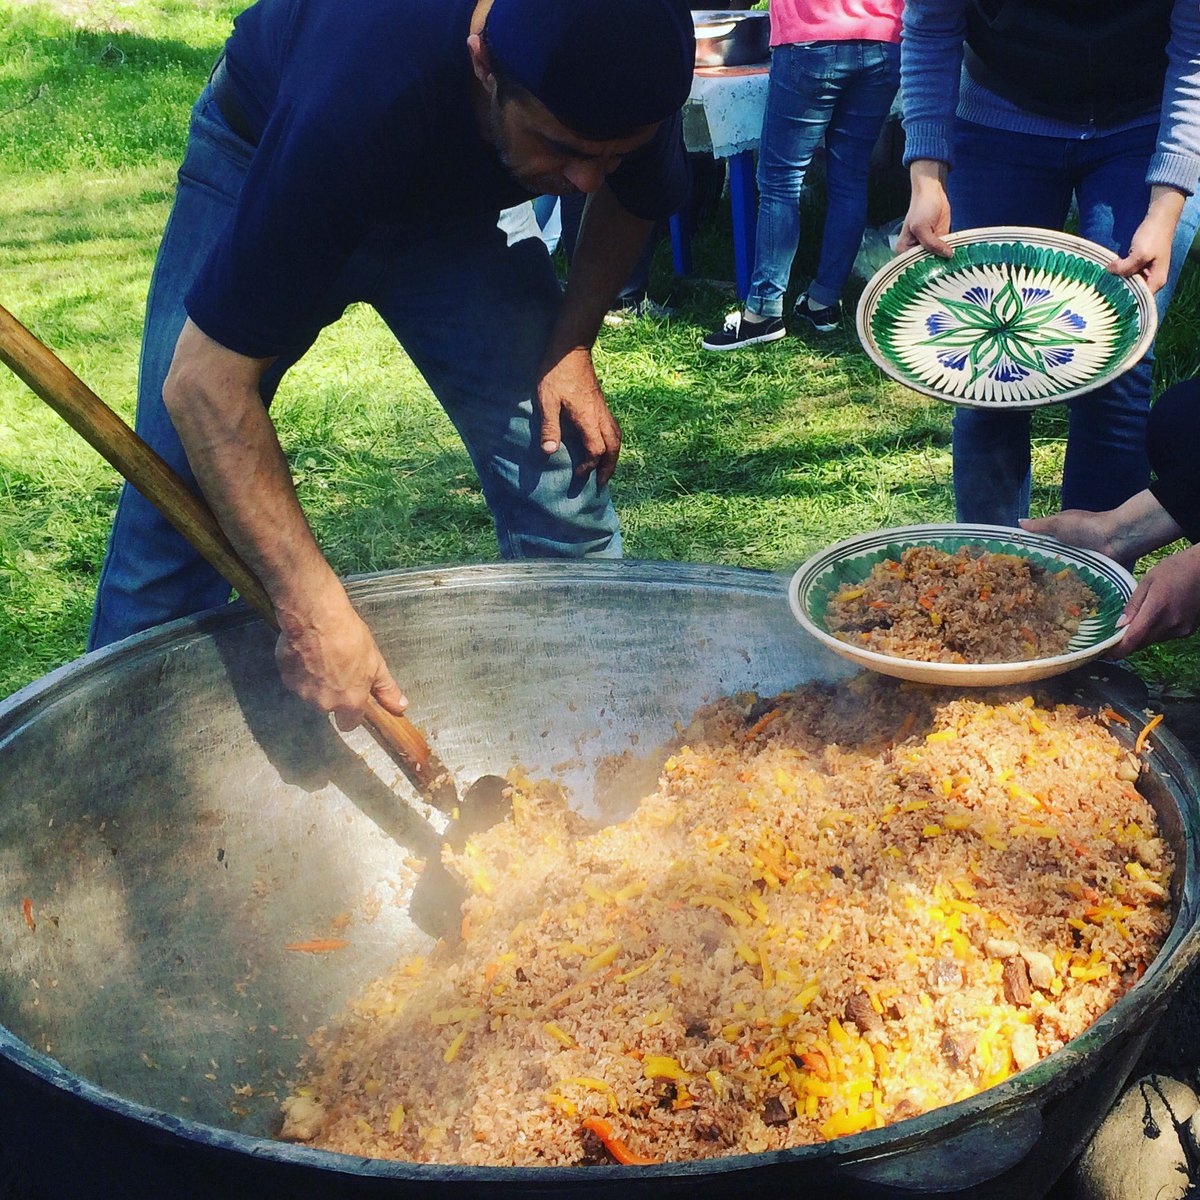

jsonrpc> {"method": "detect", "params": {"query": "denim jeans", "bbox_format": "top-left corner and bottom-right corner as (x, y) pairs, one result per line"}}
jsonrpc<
(948, 118), (1200, 525)
(89, 86), (621, 650)
(745, 39), (900, 318)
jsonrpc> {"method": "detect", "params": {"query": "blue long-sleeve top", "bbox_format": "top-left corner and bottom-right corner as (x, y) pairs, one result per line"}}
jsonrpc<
(900, 0), (1200, 195)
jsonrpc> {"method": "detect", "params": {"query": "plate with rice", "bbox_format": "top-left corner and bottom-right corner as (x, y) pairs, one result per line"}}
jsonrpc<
(788, 524), (1135, 686)
(856, 227), (1157, 408)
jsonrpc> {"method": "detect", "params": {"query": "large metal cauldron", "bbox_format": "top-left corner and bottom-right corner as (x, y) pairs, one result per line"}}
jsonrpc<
(1, 561), (1199, 1199)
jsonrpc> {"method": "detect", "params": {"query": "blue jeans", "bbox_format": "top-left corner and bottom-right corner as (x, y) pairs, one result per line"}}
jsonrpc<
(746, 39), (900, 318)
(948, 118), (1200, 525)
(89, 86), (620, 650)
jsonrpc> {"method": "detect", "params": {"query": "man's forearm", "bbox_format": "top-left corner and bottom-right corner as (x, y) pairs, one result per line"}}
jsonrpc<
(549, 183), (654, 356)
(163, 321), (347, 636)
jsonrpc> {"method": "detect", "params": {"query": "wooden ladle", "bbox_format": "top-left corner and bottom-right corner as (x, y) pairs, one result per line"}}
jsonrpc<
(0, 303), (502, 824)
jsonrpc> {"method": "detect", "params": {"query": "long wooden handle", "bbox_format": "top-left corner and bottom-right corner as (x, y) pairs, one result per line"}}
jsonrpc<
(0, 303), (457, 808)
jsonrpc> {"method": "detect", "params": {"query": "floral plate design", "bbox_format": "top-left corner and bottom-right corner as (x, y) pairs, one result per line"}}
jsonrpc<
(856, 228), (1157, 408)
(788, 524), (1135, 687)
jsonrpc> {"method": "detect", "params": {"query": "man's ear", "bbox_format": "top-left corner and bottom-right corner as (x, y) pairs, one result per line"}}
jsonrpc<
(466, 33), (494, 89)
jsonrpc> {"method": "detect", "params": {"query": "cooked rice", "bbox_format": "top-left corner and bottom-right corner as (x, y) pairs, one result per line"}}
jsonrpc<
(279, 675), (1171, 1166)
(826, 546), (1098, 663)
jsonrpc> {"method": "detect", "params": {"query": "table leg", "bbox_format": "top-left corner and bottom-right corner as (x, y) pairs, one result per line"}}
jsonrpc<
(728, 149), (757, 300)
(669, 208), (692, 276)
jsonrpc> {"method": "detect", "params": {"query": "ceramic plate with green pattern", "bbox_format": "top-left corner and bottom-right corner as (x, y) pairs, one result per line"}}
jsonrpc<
(789, 524), (1135, 686)
(856, 228), (1157, 408)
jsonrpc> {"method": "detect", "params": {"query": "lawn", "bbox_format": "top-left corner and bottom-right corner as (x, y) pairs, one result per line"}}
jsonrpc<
(2, 0), (1199, 699)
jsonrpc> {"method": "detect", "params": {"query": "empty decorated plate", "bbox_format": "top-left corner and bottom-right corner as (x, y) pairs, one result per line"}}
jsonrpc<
(788, 524), (1135, 686)
(856, 228), (1157, 408)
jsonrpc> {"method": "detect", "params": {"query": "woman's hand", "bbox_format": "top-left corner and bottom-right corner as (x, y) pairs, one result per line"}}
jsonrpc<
(1113, 545), (1200, 657)
(897, 160), (953, 257)
(1109, 185), (1186, 293)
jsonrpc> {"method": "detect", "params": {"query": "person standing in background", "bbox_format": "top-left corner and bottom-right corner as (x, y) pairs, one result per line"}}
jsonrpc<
(701, 0), (903, 351)
(898, 0), (1200, 528)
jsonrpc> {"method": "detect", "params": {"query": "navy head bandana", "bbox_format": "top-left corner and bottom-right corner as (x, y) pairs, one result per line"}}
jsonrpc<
(484, 0), (695, 140)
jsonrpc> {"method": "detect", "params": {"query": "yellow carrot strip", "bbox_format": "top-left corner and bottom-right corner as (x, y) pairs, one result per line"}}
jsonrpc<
(614, 947), (665, 984)
(689, 895), (752, 927)
(584, 944), (621, 975)
(1135, 713), (1164, 756)
(443, 1030), (468, 1063)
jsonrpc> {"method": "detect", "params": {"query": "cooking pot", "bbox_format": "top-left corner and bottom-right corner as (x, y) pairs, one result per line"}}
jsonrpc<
(693, 10), (771, 68)
(1, 561), (1198, 1199)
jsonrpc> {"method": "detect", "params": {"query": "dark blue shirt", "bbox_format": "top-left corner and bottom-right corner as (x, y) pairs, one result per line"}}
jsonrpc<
(186, 0), (688, 357)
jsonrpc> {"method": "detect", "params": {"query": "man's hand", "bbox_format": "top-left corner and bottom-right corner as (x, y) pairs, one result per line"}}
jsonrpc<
(164, 319), (410, 726)
(1113, 544), (1200, 657)
(536, 345), (622, 486)
(1109, 185), (1186, 294)
(897, 160), (953, 257)
(275, 590), (408, 730)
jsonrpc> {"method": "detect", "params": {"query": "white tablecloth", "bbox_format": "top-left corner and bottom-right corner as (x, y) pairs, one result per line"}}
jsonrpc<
(683, 68), (770, 160)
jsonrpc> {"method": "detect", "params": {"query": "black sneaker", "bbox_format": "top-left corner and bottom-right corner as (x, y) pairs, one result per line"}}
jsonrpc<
(793, 293), (841, 333)
(701, 311), (786, 352)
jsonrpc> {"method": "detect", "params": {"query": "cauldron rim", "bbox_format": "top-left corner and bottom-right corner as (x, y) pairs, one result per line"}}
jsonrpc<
(2, 559), (1199, 1187)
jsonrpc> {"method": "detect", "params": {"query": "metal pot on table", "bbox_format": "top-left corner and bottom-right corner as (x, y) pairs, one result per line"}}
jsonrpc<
(692, 10), (771, 68)
(1, 561), (1198, 1199)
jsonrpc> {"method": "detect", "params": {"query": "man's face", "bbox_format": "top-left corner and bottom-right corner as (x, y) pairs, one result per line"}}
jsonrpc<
(485, 87), (659, 196)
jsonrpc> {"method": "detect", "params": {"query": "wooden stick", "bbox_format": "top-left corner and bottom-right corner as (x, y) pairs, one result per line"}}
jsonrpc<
(0, 303), (457, 809)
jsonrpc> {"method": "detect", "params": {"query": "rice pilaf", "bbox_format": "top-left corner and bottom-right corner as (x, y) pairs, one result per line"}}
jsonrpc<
(826, 545), (1098, 664)
(279, 675), (1171, 1166)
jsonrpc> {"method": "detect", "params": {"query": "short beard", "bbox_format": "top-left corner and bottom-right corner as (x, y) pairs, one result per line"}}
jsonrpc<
(486, 95), (566, 195)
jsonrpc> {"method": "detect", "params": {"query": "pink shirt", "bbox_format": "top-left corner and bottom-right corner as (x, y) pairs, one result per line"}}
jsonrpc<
(768, 0), (903, 49)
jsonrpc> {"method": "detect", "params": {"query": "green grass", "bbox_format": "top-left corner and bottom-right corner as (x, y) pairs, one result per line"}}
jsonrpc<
(2, 0), (1199, 699)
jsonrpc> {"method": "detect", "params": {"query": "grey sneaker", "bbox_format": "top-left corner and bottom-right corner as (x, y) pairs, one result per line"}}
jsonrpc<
(793, 293), (841, 333)
(701, 311), (786, 352)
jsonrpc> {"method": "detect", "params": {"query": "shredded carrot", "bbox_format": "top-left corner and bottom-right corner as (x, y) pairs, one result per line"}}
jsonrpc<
(1100, 708), (1130, 726)
(21, 898), (35, 932)
(284, 938), (348, 953)
(1135, 713), (1164, 756)
(801, 1050), (830, 1079)
(758, 848), (794, 881)
(744, 708), (781, 741)
(581, 1117), (661, 1165)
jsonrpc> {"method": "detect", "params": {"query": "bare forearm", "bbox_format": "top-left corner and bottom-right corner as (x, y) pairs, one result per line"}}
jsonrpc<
(550, 184), (654, 355)
(163, 323), (346, 633)
(1104, 489), (1186, 561)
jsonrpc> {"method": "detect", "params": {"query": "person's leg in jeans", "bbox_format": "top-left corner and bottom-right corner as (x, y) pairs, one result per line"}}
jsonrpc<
(806, 40), (900, 309)
(89, 88), (316, 649)
(369, 218), (621, 557)
(744, 41), (846, 319)
(946, 121), (1074, 525)
(1063, 122), (1195, 514)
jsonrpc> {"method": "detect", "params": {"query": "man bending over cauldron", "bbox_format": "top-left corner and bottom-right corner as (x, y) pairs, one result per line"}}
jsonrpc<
(87, 0), (694, 727)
